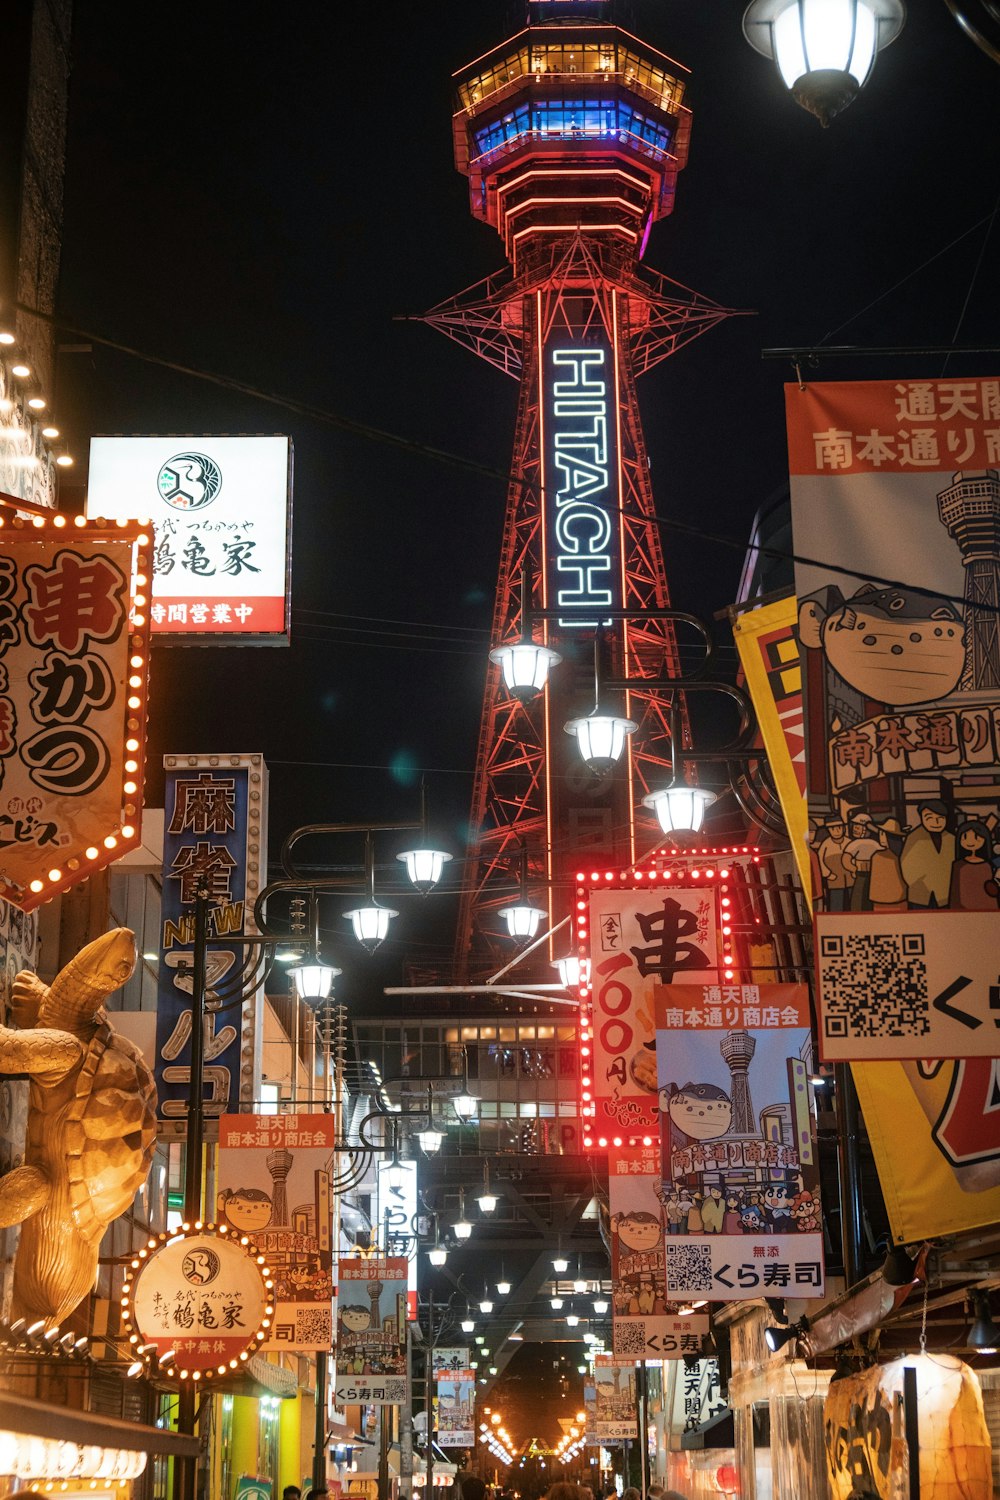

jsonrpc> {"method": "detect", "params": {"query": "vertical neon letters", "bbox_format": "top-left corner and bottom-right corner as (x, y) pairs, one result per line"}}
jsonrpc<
(549, 348), (616, 626)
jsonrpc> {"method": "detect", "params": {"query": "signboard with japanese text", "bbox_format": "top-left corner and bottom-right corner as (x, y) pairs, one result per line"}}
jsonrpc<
(586, 883), (720, 1146)
(732, 596), (810, 896)
(786, 378), (1000, 1236)
(377, 1156), (418, 1319)
(86, 435), (291, 643)
(153, 754), (267, 1134)
(608, 1143), (709, 1361)
(217, 1112), (334, 1351)
(671, 1357), (727, 1435)
(124, 1225), (272, 1376)
(592, 1355), (638, 1441)
(817, 911), (1000, 1059)
(335, 1256), (407, 1405)
(0, 517), (150, 911)
(432, 1347), (473, 1377)
(436, 1379), (476, 1448)
(654, 982), (824, 1302)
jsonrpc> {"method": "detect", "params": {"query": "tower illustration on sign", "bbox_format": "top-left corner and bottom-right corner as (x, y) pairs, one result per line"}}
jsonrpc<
(937, 467), (1000, 691)
(426, 1), (740, 975)
(720, 1029), (757, 1136)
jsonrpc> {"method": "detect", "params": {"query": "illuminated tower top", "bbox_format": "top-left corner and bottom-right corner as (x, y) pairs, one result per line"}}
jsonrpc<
(452, 0), (691, 271)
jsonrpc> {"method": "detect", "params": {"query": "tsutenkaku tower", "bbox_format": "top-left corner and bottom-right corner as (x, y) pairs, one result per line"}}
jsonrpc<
(428, 0), (738, 979)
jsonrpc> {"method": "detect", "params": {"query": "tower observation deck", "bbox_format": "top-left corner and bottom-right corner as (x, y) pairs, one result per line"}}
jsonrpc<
(428, 1), (741, 978)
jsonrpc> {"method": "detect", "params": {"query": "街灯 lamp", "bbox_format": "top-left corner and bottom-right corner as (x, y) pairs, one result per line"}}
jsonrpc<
(397, 847), (452, 894)
(428, 1220), (448, 1269)
(344, 902), (397, 953)
(491, 640), (562, 701)
(642, 783), (717, 836)
(453, 1186), (473, 1241)
(288, 963), (341, 1002)
(743, 0), (906, 125)
(418, 1127), (443, 1155)
(498, 841), (546, 943)
(564, 709), (636, 775)
(552, 954), (591, 989)
(477, 1162), (498, 1213)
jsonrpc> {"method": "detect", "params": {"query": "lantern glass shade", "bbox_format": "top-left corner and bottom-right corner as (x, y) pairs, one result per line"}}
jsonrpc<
(643, 783), (717, 835)
(428, 1246), (448, 1267)
(397, 847), (452, 893)
(453, 1214), (473, 1239)
(479, 1299), (495, 1314)
(344, 904), (398, 952)
(498, 903), (546, 941)
(593, 1299), (609, 1314)
(497, 1280), (512, 1296)
(565, 1314), (580, 1327)
(564, 711), (636, 774)
(453, 1093), (479, 1122)
(553, 1255), (569, 1273)
(550, 1297), (564, 1310)
(477, 1193), (498, 1214)
(743, 0), (905, 119)
(288, 963), (341, 1001)
(461, 1317), (476, 1333)
(418, 1128), (443, 1155)
(490, 640), (562, 699)
(553, 955), (591, 989)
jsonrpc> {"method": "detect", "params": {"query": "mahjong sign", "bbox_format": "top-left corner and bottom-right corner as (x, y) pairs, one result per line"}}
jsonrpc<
(86, 435), (292, 644)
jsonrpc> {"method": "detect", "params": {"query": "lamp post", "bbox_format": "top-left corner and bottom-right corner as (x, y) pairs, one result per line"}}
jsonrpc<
(742, 0), (906, 124)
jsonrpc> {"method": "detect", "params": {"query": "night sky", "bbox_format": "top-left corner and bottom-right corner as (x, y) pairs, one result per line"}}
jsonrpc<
(54, 3), (1000, 990)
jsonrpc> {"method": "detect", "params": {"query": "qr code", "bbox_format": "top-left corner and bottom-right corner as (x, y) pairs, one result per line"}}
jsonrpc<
(665, 1242), (713, 1295)
(820, 932), (929, 1038)
(295, 1306), (332, 1346)
(613, 1321), (647, 1357)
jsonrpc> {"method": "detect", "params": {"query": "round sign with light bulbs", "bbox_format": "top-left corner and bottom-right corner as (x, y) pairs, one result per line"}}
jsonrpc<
(123, 1221), (274, 1381)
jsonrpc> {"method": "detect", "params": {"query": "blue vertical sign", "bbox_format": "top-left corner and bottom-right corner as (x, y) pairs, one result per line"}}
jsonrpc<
(154, 754), (267, 1131)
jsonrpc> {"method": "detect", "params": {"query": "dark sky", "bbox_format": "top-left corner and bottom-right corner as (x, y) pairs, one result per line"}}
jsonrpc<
(54, 2), (1000, 983)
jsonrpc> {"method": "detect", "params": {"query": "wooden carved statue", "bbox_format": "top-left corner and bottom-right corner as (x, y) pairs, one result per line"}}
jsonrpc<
(0, 927), (158, 1325)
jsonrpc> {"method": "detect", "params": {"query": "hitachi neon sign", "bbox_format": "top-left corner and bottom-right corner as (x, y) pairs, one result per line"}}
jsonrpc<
(548, 347), (616, 626)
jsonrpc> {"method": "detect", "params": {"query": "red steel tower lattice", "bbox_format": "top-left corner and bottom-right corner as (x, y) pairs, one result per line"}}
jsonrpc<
(430, 1), (741, 979)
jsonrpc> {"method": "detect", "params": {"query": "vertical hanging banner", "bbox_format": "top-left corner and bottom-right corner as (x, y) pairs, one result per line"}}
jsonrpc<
(584, 879), (720, 1147)
(334, 1256), (408, 1405)
(376, 1156), (419, 1319)
(731, 596), (810, 895)
(786, 378), (1000, 1238)
(608, 1143), (709, 1360)
(436, 1378), (476, 1448)
(0, 516), (150, 911)
(154, 754), (267, 1133)
(654, 982), (824, 1302)
(591, 1355), (638, 1441)
(86, 436), (292, 643)
(217, 1112), (334, 1351)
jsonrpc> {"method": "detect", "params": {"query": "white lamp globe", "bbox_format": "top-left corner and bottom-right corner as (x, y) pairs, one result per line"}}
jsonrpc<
(288, 963), (341, 1001)
(743, 0), (905, 125)
(479, 1298), (495, 1314)
(453, 1093), (479, 1122)
(552, 955), (591, 989)
(490, 641), (562, 701)
(642, 783), (717, 836)
(397, 847), (452, 894)
(428, 1246), (448, 1267)
(564, 711), (636, 775)
(498, 903), (546, 941)
(418, 1128), (443, 1155)
(453, 1217), (473, 1241)
(477, 1192), (498, 1214)
(461, 1317), (476, 1333)
(344, 903), (398, 953)
(496, 1279), (512, 1296)
(552, 1255), (569, 1273)
(593, 1298), (609, 1315)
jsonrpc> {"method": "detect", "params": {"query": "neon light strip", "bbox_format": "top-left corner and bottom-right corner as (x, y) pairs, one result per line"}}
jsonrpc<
(611, 289), (636, 872)
(511, 222), (638, 248)
(537, 289), (556, 943)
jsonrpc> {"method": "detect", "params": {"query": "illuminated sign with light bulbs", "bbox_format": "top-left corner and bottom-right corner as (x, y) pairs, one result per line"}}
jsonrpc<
(0, 512), (150, 911)
(544, 341), (620, 628)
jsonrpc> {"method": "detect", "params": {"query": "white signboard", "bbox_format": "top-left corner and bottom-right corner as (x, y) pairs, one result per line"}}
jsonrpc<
(817, 911), (1000, 1060)
(86, 435), (291, 642)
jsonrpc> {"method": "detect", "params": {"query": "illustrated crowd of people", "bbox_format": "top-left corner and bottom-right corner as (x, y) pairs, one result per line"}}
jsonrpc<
(659, 1180), (818, 1235)
(811, 800), (999, 913)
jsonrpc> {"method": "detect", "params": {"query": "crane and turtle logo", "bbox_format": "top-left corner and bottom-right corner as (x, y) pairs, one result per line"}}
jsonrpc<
(157, 451), (223, 511)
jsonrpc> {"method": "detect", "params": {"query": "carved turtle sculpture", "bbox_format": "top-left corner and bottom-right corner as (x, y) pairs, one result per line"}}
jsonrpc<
(0, 927), (158, 1325)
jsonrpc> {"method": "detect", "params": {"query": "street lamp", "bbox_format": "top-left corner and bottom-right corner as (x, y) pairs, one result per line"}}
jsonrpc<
(743, 0), (906, 125)
(453, 1187), (473, 1241)
(498, 841), (546, 942)
(288, 962), (341, 1002)
(477, 1162), (498, 1214)
(490, 568), (562, 700)
(642, 783), (717, 836)
(552, 953), (590, 989)
(418, 1127), (444, 1155)
(563, 633), (636, 776)
(395, 780), (452, 893)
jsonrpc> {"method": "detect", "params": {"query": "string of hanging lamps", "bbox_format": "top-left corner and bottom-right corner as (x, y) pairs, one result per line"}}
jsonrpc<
(0, 317), (74, 470)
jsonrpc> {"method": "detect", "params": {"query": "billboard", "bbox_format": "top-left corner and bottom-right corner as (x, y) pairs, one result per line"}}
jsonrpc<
(436, 1379), (476, 1448)
(786, 378), (1000, 1239)
(591, 1356), (638, 1441)
(377, 1156), (419, 1319)
(218, 1113), (335, 1351)
(334, 1256), (408, 1406)
(154, 754), (267, 1133)
(86, 435), (291, 643)
(0, 516), (150, 911)
(654, 982), (824, 1302)
(584, 880), (720, 1147)
(608, 1143), (709, 1361)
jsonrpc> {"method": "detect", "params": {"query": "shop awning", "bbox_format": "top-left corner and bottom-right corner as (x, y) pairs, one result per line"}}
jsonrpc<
(0, 1390), (199, 1459)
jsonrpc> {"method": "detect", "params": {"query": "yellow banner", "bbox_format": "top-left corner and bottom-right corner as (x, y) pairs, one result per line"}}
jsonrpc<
(731, 596), (810, 895)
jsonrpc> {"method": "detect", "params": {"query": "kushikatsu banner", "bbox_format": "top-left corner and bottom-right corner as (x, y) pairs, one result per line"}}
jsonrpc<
(654, 982), (824, 1302)
(217, 1113), (334, 1352)
(608, 1144), (709, 1360)
(587, 884), (720, 1145)
(786, 380), (1000, 1057)
(591, 1355), (638, 1441)
(154, 754), (267, 1133)
(436, 1379), (476, 1448)
(0, 518), (150, 911)
(86, 435), (292, 642)
(334, 1256), (407, 1406)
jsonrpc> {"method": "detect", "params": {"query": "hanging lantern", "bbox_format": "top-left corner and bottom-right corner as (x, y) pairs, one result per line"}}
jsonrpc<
(564, 710), (636, 775)
(643, 783), (717, 835)
(397, 847), (452, 893)
(743, 0), (906, 125)
(490, 640), (562, 700)
(344, 903), (397, 952)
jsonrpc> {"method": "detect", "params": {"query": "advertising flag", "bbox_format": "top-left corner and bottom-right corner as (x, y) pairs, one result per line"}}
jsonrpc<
(334, 1256), (407, 1406)
(217, 1112), (334, 1351)
(786, 377), (1000, 1238)
(654, 982), (824, 1302)
(587, 883), (719, 1145)
(608, 1143), (709, 1360)
(154, 754), (267, 1131)
(436, 1379), (476, 1448)
(591, 1355), (638, 1441)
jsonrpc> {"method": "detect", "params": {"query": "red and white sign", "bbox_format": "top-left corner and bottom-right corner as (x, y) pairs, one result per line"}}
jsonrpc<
(125, 1224), (273, 1378)
(0, 515), (149, 911)
(86, 435), (291, 642)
